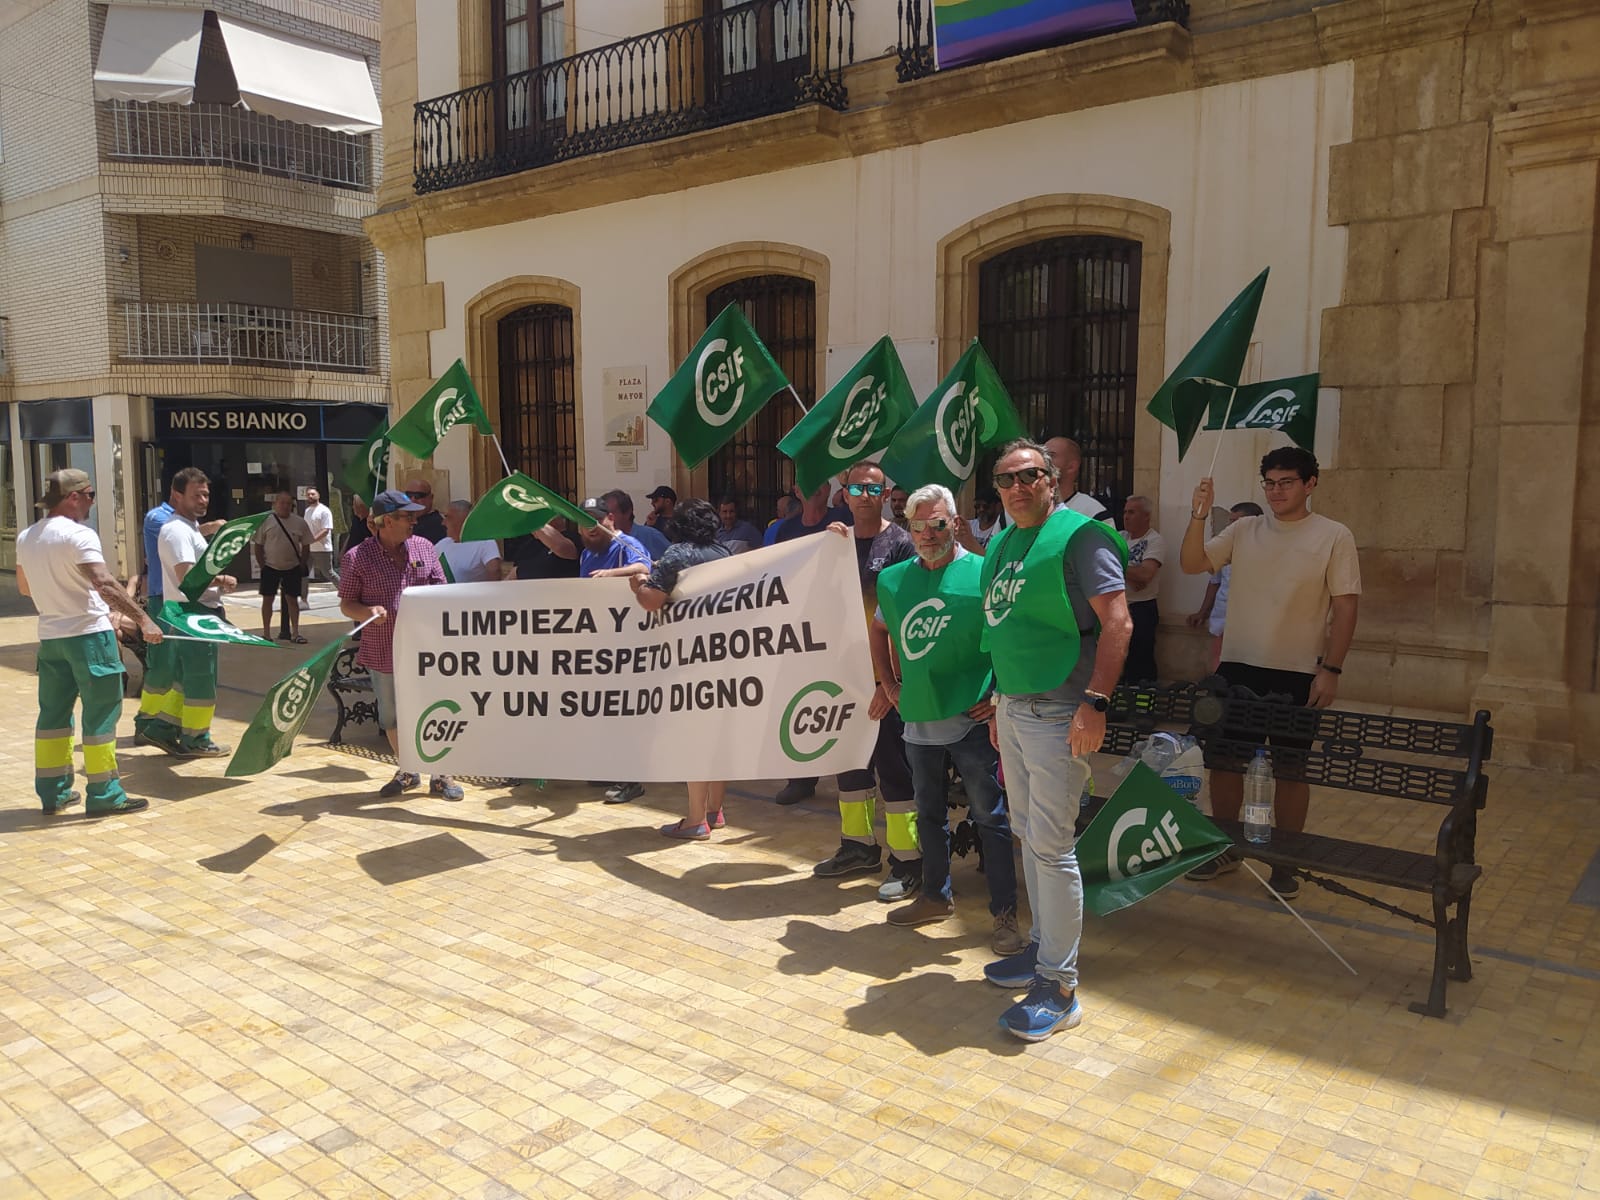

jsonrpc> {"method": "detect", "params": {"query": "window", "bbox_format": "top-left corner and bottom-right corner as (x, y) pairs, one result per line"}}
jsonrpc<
(977, 236), (1141, 508)
(493, 0), (566, 129)
(708, 0), (809, 113)
(498, 304), (578, 499)
(703, 274), (814, 522)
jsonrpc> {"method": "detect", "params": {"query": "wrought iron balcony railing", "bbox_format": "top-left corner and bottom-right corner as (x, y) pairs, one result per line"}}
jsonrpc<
(106, 101), (372, 191)
(414, 0), (854, 194)
(119, 303), (377, 373)
(896, 0), (1188, 82)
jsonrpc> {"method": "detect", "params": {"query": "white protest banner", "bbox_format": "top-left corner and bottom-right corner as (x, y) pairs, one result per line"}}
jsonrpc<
(393, 533), (877, 780)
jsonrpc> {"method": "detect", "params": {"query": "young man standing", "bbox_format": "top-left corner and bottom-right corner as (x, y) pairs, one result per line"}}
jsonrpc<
(303, 487), (335, 582)
(1180, 447), (1361, 897)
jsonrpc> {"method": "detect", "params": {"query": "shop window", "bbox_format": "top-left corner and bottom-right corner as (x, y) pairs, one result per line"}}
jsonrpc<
(498, 303), (578, 499)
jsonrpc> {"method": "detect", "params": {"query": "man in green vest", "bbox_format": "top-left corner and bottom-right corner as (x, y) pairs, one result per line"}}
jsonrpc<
(979, 438), (1132, 1042)
(872, 483), (1023, 953)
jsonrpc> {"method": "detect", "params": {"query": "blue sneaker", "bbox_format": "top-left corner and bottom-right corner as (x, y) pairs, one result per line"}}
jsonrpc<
(983, 940), (1040, 988)
(998, 978), (1082, 1042)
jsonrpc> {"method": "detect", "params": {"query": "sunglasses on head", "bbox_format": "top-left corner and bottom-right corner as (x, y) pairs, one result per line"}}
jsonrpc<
(993, 467), (1050, 489)
(845, 482), (885, 497)
(907, 518), (950, 533)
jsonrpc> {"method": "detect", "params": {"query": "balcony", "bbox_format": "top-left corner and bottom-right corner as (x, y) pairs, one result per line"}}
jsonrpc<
(119, 303), (377, 373)
(105, 101), (372, 191)
(895, 0), (1189, 81)
(413, 0), (854, 195)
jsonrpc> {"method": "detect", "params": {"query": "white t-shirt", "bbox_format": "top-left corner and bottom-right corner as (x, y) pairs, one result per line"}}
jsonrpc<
(970, 517), (1001, 547)
(159, 515), (221, 608)
(1124, 528), (1168, 605)
(435, 537), (500, 584)
(1205, 512), (1361, 673)
(304, 502), (333, 551)
(17, 516), (112, 640)
(1061, 491), (1111, 521)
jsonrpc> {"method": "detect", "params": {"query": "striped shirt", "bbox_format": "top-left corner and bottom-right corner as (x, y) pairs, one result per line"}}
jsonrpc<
(337, 534), (445, 674)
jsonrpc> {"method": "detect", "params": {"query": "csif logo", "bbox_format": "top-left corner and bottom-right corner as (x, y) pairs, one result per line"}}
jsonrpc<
(827, 377), (884, 459)
(983, 561), (1026, 626)
(694, 339), (748, 428)
(1236, 388), (1301, 429)
(431, 387), (471, 440)
(271, 668), (317, 733)
(779, 680), (855, 762)
(1106, 806), (1187, 880)
(203, 526), (250, 572)
(896, 597), (950, 662)
(367, 435), (390, 478)
(933, 383), (996, 479)
(186, 614), (256, 644)
(414, 698), (469, 764)
(500, 482), (549, 513)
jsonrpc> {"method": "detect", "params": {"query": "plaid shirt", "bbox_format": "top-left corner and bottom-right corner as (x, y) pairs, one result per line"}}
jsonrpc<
(338, 534), (445, 674)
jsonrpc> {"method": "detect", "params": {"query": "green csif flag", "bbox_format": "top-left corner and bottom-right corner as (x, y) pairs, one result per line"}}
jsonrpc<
(1170, 373), (1320, 460)
(1147, 268), (1269, 435)
(779, 337), (916, 497)
(388, 359), (494, 460)
(461, 472), (596, 542)
(878, 340), (1026, 493)
(158, 601), (276, 647)
(1079, 763), (1234, 916)
(225, 638), (346, 777)
(647, 303), (789, 469)
(342, 417), (391, 506)
(179, 512), (270, 601)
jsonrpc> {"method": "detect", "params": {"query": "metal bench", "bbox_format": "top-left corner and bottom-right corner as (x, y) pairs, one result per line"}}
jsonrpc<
(1101, 680), (1493, 1018)
(328, 644), (378, 744)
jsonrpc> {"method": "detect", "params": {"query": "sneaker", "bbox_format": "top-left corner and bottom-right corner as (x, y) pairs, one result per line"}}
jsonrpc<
(998, 978), (1082, 1042)
(983, 941), (1040, 988)
(175, 740), (229, 759)
(991, 909), (1027, 956)
(379, 771), (420, 798)
(86, 797), (150, 817)
(604, 782), (645, 805)
(1185, 846), (1243, 881)
(877, 857), (922, 902)
(813, 840), (882, 878)
(430, 776), (464, 801)
(886, 895), (953, 927)
(1267, 869), (1300, 901)
(775, 779), (816, 806)
(43, 791), (82, 815)
(134, 728), (181, 755)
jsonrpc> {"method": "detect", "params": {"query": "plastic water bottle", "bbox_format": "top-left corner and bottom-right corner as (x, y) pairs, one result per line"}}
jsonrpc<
(1243, 748), (1274, 844)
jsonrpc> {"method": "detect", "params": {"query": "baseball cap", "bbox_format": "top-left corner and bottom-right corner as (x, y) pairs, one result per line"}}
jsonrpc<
(579, 497), (607, 516)
(646, 485), (677, 502)
(39, 468), (93, 508)
(370, 488), (425, 516)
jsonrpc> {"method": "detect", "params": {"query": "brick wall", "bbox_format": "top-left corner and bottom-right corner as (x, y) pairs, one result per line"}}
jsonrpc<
(0, 197), (112, 381)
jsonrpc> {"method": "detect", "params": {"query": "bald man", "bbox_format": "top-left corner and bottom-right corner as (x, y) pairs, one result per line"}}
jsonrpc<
(1043, 437), (1110, 522)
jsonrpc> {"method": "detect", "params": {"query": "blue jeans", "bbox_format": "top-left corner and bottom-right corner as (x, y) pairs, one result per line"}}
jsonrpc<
(995, 694), (1089, 991)
(906, 725), (1018, 914)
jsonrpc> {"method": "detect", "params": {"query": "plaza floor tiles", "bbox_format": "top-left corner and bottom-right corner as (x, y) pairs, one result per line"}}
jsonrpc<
(0, 612), (1597, 1199)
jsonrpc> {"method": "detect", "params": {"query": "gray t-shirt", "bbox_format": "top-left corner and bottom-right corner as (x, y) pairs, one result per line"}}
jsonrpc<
(1001, 532), (1126, 704)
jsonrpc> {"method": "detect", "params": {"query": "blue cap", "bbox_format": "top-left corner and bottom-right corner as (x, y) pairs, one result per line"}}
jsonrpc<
(371, 488), (425, 516)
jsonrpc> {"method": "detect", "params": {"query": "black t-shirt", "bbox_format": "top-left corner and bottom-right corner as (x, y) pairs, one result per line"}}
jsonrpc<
(506, 530), (580, 580)
(854, 522), (915, 601)
(414, 509), (447, 544)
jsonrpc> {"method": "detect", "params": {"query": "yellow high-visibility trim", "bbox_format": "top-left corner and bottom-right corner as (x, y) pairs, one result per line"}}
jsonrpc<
(35, 737), (73, 771)
(885, 809), (921, 854)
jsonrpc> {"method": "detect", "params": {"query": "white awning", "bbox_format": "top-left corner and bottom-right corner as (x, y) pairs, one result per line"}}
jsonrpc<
(93, 5), (205, 104)
(216, 15), (381, 134)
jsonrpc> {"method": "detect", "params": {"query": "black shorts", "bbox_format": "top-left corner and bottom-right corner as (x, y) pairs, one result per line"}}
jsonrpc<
(260, 565), (306, 598)
(1217, 660), (1316, 752)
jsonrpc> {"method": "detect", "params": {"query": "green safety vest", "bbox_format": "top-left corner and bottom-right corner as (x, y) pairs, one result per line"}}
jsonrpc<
(979, 507), (1128, 695)
(877, 553), (994, 722)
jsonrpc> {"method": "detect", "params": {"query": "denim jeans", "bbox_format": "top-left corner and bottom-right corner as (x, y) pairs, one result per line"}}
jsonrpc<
(906, 724), (1018, 914)
(995, 694), (1089, 990)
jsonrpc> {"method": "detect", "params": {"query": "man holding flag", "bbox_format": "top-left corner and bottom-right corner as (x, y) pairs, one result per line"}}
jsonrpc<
(136, 468), (237, 757)
(979, 438), (1131, 1042)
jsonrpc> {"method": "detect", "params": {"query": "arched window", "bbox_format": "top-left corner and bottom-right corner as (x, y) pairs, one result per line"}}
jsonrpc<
(498, 303), (578, 498)
(704, 274), (814, 520)
(977, 236), (1141, 508)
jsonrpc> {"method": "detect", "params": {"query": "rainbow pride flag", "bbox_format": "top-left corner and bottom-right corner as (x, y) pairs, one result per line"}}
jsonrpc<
(932, 0), (1137, 69)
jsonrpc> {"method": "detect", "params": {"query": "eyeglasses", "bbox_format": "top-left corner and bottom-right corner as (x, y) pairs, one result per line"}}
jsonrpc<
(406, 490), (431, 499)
(1260, 476), (1303, 492)
(907, 519), (950, 533)
(845, 483), (885, 498)
(993, 467), (1050, 489)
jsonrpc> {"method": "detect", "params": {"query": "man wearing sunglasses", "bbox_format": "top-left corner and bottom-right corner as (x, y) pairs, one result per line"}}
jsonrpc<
(401, 477), (446, 544)
(979, 439), (1131, 1041)
(808, 462), (923, 902)
(872, 483), (1022, 953)
(1180, 447), (1360, 896)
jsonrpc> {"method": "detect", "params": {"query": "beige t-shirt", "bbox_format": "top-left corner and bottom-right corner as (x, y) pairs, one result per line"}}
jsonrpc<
(1204, 512), (1360, 673)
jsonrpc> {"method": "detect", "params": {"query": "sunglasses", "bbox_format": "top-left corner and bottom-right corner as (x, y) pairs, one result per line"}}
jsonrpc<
(406, 490), (431, 499)
(907, 518), (950, 533)
(993, 467), (1050, 489)
(77, 489), (97, 501)
(845, 482), (885, 497)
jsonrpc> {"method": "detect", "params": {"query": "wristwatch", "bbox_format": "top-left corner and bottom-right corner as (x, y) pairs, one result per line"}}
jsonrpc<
(1082, 689), (1111, 713)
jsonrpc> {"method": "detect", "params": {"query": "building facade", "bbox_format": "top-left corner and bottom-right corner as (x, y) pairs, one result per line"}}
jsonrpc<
(368, 0), (1599, 770)
(0, 0), (390, 581)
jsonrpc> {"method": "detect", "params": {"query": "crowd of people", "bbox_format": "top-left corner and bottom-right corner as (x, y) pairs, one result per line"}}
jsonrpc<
(14, 432), (1359, 1042)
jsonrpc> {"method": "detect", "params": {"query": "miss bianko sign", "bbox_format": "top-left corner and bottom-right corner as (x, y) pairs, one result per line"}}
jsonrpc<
(392, 535), (877, 781)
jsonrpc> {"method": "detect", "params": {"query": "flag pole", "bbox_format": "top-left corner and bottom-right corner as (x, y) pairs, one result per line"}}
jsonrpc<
(1239, 861), (1358, 975)
(489, 433), (514, 478)
(787, 384), (809, 415)
(1205, 385), (1238, 479)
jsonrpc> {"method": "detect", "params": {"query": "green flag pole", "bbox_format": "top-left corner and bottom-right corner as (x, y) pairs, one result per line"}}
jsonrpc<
(1206, 385), (1239, 478)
